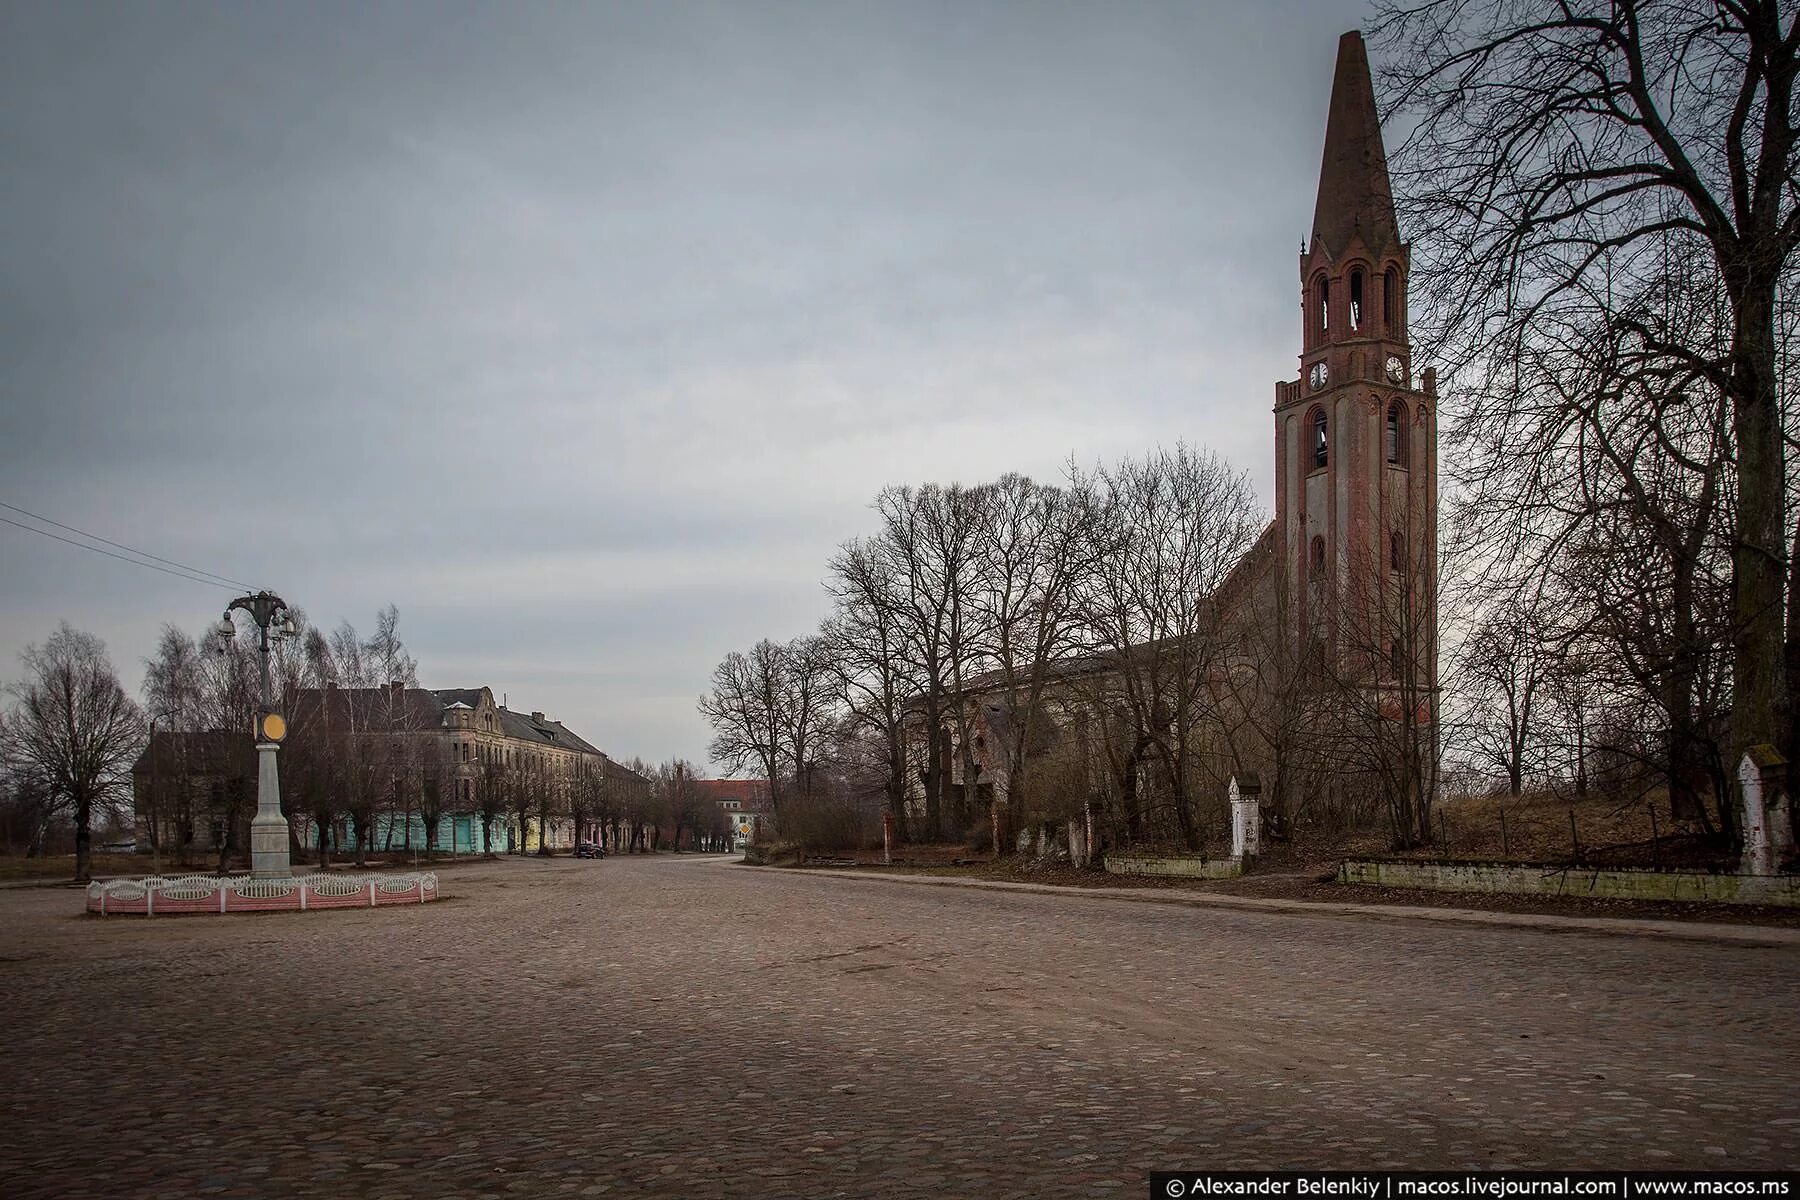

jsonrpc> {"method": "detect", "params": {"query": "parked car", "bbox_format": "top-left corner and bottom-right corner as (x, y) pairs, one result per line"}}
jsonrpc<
(574, 842), (606, 860)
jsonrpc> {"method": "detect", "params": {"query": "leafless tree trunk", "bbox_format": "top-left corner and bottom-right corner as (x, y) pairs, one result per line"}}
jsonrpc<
(1072, 447), (1260, 850)
(825, 539), (918, 843)
(699, 640), (788, 812)
(1378, 0), (1800, 791)
(4, 624), (144, 882)
(968, 473), (1089, 850)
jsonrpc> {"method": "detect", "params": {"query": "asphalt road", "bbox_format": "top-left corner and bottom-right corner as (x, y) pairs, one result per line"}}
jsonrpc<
(1, 854), (1794, 1198)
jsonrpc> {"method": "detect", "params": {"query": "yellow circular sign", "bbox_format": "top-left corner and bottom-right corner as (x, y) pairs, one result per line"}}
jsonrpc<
(260, 712), (287, 742)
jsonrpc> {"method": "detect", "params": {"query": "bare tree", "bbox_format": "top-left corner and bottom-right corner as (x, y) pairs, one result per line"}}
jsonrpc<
(699, 640), (788, 811)
(780, 636), (836, 804)
(1436, 239), (1741, 831)
(825, 539), (918, 842)
(657, 759), (711, 850)
(5, 624), (144, 881)
(1073, 446), (1261, 850)
(1308, 496), (1439, 850)
(1378, 0), (1800, 783)
(967, 472), (1089, 845)
(1454, 595), (1559, 796)
(872, 484), (986, 839)
(512, 754), (540, 854)
(478, 757), (508, 858)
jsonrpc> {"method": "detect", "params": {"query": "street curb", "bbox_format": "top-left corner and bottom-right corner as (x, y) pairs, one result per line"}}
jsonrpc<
(783, 867), (1800, 949)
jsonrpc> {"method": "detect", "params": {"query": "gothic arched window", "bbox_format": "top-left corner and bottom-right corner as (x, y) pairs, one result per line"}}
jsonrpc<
(1309, 407), (1328, 470)
(1311, 535), (1327, 571)
(1350, 269), (1364, 329)
(1316, 276), (1330, 337)
(1384, 266), (1400, 329)
(1385, 400), (1407, 464)
(1390, 530), (1405, 572)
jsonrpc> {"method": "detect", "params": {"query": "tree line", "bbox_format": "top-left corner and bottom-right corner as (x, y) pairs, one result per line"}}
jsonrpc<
(1, 605), (731, 880)
(705, 2), (1800, 859)
(700, 449), (1429, 855)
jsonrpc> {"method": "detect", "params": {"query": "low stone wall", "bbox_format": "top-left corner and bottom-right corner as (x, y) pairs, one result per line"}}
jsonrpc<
(1338, 859), (1800, 907)
(1105, 853), (1243, 880)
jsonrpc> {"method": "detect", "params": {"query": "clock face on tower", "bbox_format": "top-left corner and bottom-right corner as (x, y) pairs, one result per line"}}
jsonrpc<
(1308, 361), (1329, 391)
(1385, 355), (1405, 383)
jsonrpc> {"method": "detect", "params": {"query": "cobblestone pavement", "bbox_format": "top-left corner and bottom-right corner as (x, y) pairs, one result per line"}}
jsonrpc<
(1, 855), (1795, 1198)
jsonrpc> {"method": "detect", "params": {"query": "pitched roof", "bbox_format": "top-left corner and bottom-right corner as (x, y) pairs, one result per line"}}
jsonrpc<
(495, 706), (604, 757)
(695, 778), (771, 813)
(1310, 30), (1399, 260)
(694, 778), (769, 802)
(131, 730), (255, 778)
(603, 758), (651, 784)
(289, 684), (626, 763)
(289, 685), (447, 730)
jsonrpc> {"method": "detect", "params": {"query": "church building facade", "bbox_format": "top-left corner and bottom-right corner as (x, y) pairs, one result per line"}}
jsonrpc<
(930, 30), (1440, 853)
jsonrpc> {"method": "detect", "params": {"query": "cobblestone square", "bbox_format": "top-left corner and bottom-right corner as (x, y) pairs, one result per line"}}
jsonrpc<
(1, 856), (1795, 1198)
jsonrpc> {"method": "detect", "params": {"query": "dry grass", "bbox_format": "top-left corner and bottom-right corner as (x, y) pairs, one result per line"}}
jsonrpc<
(0, 853), (146, 882)
(1425, 789), (1733, 869)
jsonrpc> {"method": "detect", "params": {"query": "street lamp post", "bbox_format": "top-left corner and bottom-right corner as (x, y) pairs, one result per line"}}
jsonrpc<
(219, 590), (297, 878)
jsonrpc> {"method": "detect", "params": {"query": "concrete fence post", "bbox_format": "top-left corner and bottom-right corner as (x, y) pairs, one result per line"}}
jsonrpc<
(1741, 745), (1791, 876)
(1230, 774), (1262, 861)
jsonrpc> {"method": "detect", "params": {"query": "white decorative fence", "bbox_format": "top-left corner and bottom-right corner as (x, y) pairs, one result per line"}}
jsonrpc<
(86, 872), (439, 916)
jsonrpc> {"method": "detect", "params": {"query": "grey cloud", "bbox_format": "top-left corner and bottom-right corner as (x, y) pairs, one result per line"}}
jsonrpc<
(2, 0), (1372, 762)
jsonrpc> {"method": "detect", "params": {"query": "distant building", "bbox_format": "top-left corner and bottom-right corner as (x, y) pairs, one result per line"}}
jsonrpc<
(286, 683), (651, 854)
(130, 730), (256, 859)
(694, 778), (772, 845)
(908, 31), (1440, 849)
(132, 684), (651, 859)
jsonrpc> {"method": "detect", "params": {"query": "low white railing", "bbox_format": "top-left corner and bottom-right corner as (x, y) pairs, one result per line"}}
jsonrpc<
(87, 871), (439, 916)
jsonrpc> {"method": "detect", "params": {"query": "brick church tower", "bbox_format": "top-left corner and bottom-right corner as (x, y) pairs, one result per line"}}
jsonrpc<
(1274, 31), (1437, 717)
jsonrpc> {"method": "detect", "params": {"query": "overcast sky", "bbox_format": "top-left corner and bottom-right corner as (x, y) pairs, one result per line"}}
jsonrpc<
(1, 0), (1375, 767)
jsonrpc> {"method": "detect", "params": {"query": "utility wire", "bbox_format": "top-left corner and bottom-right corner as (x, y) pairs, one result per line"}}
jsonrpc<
(0, 514), (240, 592)
(0, 500), (252, 589)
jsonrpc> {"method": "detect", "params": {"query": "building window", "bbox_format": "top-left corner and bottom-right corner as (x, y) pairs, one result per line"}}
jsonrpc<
(1311, 535), (1326, 571)
(1384, 266), (1399, 329)
(1349, 269), (1364, 329)
(1390, 530), (1405, 572)
(1316, 276), (1330, 336)
(1386, 401), (1407, 465)
(1309, 407), (1328, 470)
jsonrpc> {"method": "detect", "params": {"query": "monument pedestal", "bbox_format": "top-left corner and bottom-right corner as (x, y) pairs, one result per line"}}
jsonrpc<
(250, 740), (290, 878)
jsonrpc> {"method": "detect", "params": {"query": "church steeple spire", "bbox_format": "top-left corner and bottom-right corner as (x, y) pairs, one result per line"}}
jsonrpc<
(1309, 31), (1398, 260)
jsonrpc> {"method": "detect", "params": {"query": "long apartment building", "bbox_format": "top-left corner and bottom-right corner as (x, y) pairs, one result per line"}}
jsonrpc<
(134, 682), (650, 857)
